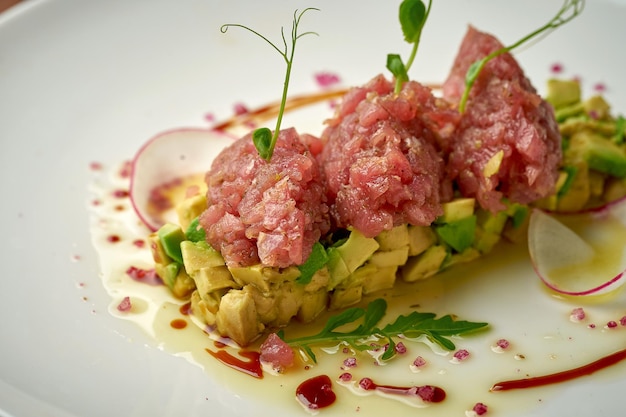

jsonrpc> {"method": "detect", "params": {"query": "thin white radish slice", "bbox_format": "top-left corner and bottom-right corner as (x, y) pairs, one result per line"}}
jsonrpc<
(129, 128), (235, 231)
(528, 202), (626, 297)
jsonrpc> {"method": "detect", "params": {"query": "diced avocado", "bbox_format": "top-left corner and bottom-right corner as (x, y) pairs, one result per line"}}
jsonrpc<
(556, 166), (578, 198)
(362, 265), (397, 294)
(334, 229), (380, 273)
(157, 223), (186, 264)
(570, 130), (626, 178)
(194, 266), (237, 294)
(228, 264), (300, 292)
(329, 285), (363, 310)
(401, 245), (448, 282)
(439, 198), (475, 223)
(435, 215), (477, 253)
(588, 170), (605, 198)
(176, 194), (207, 231)
(171, 268), (196, 298)
(215, 289), (262, 347)
(156, 262), (180, 289)
(505, 203), (529, 229)
(445, 247), (481, 268)
(297, 290), (328, 323)
(407, 225), (437, 256)
(374, 224), (410, 251)
(604, 176), (626, 203)
(326, 248), (351, 289)
(546, 78), (581, 109)
(583, 95), (611, 120)
(555, 103), (584, 123)
(180, 240), (224, 276)
(184, 217), (206, 242)
(559, 116), (618, 137)
(301, 267), (330, 293)
(271, 282), (305, 326)
(473, 227), (501, 254)
(369, 247), (409, 268)
(148, 232), (172, 264)
(556, 163), (590, 212)
(477, 209), (508, 234)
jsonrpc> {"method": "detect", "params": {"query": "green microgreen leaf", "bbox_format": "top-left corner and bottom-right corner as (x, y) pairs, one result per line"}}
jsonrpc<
(613, 115), (625, 145)
(459, 0), (585, 113)
(297, 242), (329, 284)
(282, 298), (488, 364)
(221, 8), (319, 161)
(389, 0), (432, 93)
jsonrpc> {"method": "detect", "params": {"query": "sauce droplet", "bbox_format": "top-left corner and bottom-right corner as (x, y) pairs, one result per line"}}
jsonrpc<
(205, 348), (263, 379)
(179, 302), (192, 315)
(491, 347), (626, 391)
(296, 375), (336, 410)
(170, 319), (187, 329)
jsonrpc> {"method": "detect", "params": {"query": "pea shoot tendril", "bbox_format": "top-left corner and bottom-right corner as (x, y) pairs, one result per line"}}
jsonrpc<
(220, 8), (319, 161)
(458, 0), (585, 113)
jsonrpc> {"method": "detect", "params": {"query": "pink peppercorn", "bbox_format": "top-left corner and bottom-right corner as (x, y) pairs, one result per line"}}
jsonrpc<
(454, 349), (470, 361)
(343, 357), (357, 368)
(607, 321), (618, 329)
(117, 296), (132, 312)
(359, 377), (375, 390)
(620, 316), (626, 326)
(473, 402), (488, 415)
(550, 62), (564, 73)
(413, 356), (427, 367)
(570, 307), (586, 321)
(395, 342), (407, 354)
(496, 339), (510, 349)
(339, 372), (352, 382)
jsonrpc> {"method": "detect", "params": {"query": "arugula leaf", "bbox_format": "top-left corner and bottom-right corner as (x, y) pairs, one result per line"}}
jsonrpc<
(459, 0), (584, 112)
(297, 242), (329, 284)
(282, 298), (488, 363)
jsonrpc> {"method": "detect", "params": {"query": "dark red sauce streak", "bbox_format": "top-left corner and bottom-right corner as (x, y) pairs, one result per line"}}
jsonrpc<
(296, 375), (336, 410)
(360, 378), (446, 403)
(491, 347), (626, 391)
(205, 348), (263, 379)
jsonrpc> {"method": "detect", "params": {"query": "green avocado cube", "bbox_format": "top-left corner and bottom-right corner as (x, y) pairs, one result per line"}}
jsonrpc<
(439, 198), (475, 223)
(157, 223), (186, 264)
(435, 215), (477, 253)
(180, 240), (224, 276)
(571, 130), (626, 178)
(335, 229), (380, 273)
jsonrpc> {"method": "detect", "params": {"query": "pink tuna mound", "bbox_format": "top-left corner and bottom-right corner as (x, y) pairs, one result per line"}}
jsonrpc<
(443, 26), (561, 212)
(199, 128), (330, 268)
(319, 74), (459, 238)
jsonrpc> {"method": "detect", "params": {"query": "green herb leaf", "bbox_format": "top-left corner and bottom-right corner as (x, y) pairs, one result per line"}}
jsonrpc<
(399, 0), (427, 43)
(282, 298), (488, 363)
(386, 54), (408, 86)
(221, 8), (319, 161)
(459, 0), (585, 113)
(297, 242), (329, 284)
(252, 127), (272, 160)
(389, 0), (432, 93)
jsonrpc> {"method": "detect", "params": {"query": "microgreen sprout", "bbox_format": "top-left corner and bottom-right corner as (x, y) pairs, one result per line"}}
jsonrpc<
(220, 8), (319, 161)
(387, 0), (432, 94)
(458, 0), (585, 113)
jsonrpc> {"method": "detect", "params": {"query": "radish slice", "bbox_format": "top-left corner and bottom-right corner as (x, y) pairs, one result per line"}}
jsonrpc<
(129, 128), (235, 231)
(528, 201), (626, 297)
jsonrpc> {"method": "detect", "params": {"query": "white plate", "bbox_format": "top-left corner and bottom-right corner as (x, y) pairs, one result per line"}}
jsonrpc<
(1, 1), (625, 416)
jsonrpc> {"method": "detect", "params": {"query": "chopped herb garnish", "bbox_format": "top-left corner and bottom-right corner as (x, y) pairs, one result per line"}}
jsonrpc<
(281, 298), (488, 363)
(297, 242), (329, 284)
(220, 8), (319, 161)
(459, 0), (585, 113)
(386, 0), (432, 93)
